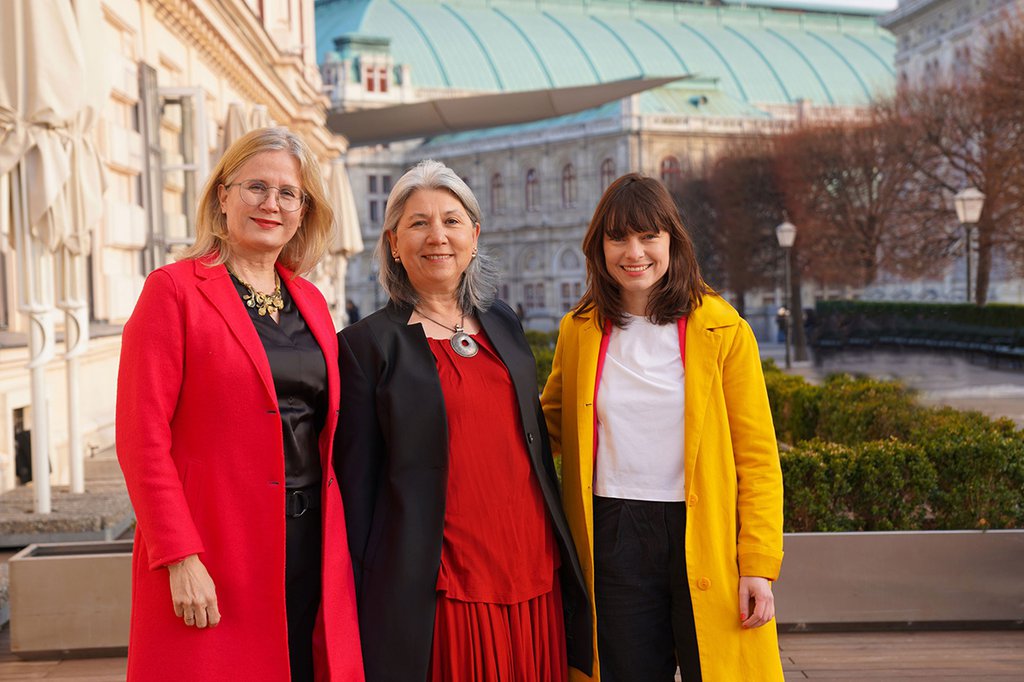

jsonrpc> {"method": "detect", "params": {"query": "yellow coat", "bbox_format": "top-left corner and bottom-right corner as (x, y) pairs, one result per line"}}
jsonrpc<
(541, 295), (785, 682)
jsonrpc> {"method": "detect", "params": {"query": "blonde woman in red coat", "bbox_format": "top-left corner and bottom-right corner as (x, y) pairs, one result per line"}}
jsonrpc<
(116, 128), (363, 681)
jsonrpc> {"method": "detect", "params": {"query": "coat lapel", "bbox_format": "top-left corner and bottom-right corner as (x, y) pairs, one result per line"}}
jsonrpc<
(683, 305), (722, 495)
(194, 259), (277, 404)
(575, 314), (603, 500)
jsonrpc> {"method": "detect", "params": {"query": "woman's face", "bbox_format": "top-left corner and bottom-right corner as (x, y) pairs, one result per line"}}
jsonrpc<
(602, 228), (672, 315)
(388, 188), (480, 298)
(217, 150), (304, 261)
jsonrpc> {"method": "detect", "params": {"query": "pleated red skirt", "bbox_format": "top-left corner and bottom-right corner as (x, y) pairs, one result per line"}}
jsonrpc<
(428, 579), (568, 682)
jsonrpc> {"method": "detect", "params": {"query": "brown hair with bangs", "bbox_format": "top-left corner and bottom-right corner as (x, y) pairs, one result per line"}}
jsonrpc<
(575, 172), (708, 328)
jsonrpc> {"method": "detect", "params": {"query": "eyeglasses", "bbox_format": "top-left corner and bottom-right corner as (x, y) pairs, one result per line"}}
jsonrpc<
(224, 180), (306, 212)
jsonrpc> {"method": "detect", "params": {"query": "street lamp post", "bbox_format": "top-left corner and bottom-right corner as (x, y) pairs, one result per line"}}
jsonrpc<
(776, 220), (797, 369)
(953, 187), (985, 304)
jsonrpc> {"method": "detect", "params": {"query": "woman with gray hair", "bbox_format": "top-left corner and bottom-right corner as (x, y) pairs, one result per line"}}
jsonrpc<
(335, 160), (592, 681)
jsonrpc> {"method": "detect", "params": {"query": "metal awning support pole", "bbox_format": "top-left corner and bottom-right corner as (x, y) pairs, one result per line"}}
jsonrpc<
(58, 248), (87, 494)
(12, 162), (56, 513)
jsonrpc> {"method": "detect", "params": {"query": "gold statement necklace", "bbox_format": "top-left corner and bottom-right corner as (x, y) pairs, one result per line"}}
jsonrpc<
(230, 268), (284, 317)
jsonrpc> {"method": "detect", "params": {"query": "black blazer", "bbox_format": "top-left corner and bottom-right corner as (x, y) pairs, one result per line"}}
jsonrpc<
(336, 300), (592, 682)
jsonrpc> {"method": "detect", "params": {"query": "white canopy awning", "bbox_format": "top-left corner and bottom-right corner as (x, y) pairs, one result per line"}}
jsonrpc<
(327, 76), (687, 147)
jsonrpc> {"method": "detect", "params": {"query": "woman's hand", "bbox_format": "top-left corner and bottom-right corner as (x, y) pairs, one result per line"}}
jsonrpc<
(168, 554), (221, 628)
(738, 576), (774, 629)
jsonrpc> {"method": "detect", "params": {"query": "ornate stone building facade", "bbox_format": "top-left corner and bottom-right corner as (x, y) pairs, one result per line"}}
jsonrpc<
(0, 0), (343, 491)
(316, 0), (896, 332)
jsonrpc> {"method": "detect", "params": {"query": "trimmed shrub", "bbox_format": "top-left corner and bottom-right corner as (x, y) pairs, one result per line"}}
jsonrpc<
(911, 408), (1024, 529)
(781, 440), (855, 532)
(782, 438), (937, 532)
(764, 367), (822, 445)
(815, 373), (919, 444)
(526, 329), (559, 392)
(843, 439), (936, 531)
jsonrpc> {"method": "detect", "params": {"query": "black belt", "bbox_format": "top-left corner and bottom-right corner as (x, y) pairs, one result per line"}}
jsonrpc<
(286, 485), (321, 518)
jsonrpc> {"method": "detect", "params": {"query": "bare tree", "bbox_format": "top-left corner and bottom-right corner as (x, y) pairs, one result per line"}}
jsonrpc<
(706, 146), (786, 317)
(674, 176), (721, 289)
(775, 117), (923, 289)
(878, 20), (1024, 304)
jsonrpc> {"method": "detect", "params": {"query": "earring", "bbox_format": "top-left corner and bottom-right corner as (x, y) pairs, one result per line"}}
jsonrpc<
(471, 249), (478, 258)
(393, 253), (400, 263)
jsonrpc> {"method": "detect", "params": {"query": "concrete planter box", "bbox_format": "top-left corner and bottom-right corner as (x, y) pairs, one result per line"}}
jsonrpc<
(9, 540), (131, 655)
(774, 530), (1024, 629)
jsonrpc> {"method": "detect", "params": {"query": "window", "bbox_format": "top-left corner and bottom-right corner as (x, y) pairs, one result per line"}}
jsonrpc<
(660, 156), (682, 190)
(367, 173), (391, 223)
(561, 163), (577, 208)
(524, 282), (546, 310)
(600, 158), (616, 192)
(365, 66), (376, 93)
(525, 168), (540, 212)
(378, 67), (389, 93)
(560, 281), (582, 312)
(491, 173), (505, 214)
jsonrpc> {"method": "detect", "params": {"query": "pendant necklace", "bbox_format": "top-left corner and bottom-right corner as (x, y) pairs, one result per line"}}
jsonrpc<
(229, 268), (284, 317)
(415, 308), (479, 358)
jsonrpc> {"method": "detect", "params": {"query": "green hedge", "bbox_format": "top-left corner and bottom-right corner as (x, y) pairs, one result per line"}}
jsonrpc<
(525, 330), (559, 393)
(766, 362), (1024, 531)
(782, 439), (936, 532)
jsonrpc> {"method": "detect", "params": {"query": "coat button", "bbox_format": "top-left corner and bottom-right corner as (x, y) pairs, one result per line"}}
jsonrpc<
(328, 477), (334, 487)
(527, 433), (535, 444)
(688, 493), (698, 507)
(697, 577), (712, 590)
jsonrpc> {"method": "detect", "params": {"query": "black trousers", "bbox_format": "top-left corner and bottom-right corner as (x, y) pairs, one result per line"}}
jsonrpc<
(286, 499), (322, 682)
(593, 496), (702, 682)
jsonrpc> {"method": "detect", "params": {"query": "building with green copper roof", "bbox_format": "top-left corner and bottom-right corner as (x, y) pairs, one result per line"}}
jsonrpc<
(315, 0), (897, 334)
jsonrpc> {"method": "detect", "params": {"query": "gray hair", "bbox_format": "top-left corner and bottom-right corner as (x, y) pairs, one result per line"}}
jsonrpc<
(377, 159), (498, 312)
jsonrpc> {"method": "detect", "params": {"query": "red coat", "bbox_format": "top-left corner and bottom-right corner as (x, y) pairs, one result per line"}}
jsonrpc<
(116, 258), (363, 681)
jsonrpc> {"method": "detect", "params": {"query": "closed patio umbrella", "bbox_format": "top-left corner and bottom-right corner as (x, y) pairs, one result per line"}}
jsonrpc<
(0, 0), (105, 510)
(328, 153), (363, 328)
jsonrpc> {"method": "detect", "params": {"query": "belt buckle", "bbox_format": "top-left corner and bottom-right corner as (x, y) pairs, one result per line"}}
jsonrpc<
(287, 489), (309, 518)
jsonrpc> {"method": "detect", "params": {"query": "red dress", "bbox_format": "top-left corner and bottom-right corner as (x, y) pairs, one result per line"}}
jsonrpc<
(427, 333), (567, 682)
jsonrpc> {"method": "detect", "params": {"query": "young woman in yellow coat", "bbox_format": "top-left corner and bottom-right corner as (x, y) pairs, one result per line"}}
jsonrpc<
(541, 174), (785, 681)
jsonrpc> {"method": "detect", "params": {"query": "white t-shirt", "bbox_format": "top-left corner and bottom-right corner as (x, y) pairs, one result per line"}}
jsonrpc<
(595, 315), (685, 502)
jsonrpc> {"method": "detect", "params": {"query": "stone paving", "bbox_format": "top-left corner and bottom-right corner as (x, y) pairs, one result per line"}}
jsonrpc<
(1, 628), (1022, 680)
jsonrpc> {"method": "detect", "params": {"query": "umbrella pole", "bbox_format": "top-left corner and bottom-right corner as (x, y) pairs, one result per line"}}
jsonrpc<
(59, 248), (87, 494)
(13, 163), (56, 513)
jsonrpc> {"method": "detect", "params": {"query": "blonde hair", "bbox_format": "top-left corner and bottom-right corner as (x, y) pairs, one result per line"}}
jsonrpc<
(181, 127), (333, 275)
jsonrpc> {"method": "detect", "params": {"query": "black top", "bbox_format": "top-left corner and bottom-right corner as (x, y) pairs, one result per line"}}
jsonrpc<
(231, 274), (326, 489)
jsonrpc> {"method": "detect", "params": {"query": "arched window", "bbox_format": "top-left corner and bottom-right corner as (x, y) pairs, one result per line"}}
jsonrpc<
(660, 156), (682, 190)
(525, 168), (540, 212)
(491, 173), (505, 214)
(561, 163), (577, 208)
(600, 158), (616, 191)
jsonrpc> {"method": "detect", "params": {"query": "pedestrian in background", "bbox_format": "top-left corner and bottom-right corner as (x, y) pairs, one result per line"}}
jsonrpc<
(541, 173), (785, 681)
(116, 128), (363, 681)
(336, 160), (592, 681)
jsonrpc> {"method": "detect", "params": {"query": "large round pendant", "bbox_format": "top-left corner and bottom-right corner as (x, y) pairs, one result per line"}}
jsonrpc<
(450, 331), (479, 358)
